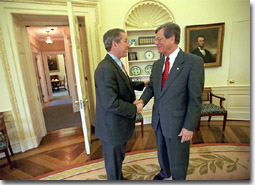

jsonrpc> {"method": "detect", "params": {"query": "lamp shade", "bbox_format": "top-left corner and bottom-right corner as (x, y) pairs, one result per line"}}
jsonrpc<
(45, 36), (53, 44)
(45, 30), (53, 44)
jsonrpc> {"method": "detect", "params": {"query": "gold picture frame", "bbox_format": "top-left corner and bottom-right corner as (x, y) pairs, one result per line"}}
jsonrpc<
(185, 23), (225, 67)
(47, 55), (59, 72)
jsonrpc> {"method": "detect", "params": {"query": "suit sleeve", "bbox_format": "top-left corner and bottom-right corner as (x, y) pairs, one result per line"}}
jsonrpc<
(95, 65), (137, 119)
(132, 81), (145, 91)
(183, 57), (204, 131)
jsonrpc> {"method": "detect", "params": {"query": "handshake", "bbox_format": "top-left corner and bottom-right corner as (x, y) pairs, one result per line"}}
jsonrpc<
(133, 99), (144, 114)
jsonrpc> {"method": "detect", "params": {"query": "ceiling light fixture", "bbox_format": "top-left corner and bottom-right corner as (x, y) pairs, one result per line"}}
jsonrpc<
(45, 29), (54, 44)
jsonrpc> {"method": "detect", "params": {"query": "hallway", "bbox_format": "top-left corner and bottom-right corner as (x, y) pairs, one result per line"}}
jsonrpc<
(43, 90), (82, 132)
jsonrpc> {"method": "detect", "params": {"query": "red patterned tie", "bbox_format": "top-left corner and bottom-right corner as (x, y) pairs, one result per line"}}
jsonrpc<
(121, 62), (129, 81)
(162, 57), (170, 90)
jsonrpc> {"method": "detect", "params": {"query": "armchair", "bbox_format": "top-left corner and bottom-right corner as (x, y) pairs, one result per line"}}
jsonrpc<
(196, 88), (228, 131)
(0, 113), (14, 169)
(50, 75), (60, 92)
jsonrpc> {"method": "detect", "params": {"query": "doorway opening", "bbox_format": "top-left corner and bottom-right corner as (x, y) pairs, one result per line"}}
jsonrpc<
(47, 54), (69, 99)
(7, 6), (97, 154)
(27, 25), (82, 132)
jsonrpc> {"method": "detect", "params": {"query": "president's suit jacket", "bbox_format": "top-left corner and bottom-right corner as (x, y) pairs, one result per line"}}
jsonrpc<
(191, 48), (215, 63)
(94, 54), (144, 145)
(141, 49), (204, 138)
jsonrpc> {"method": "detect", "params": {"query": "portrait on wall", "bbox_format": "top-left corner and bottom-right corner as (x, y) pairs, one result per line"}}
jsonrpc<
(185, 23), (225, 67)
(47, 55), (59, 72)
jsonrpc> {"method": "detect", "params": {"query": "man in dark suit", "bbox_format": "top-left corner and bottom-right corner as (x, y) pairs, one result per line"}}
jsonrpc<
(191, 35), (215, 63)
(94, 28), (147, 180)
(135, 22), (204, 180)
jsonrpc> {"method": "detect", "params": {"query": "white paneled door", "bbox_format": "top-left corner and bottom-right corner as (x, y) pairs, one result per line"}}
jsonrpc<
(12, 16), (46, 149)
(227, 20), (250, 120)
(68, 2), (91, 155)
(228, 21), (250, 86)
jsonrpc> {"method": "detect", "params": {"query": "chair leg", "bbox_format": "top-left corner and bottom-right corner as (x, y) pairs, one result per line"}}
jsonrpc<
(208, 116), (212, 122)
(141, 119), (144, 137)
(196, 117), (201, 131)
(4, 150), (13, 169)
(8, 140), (14, 155)
(223, 114), (227, 131)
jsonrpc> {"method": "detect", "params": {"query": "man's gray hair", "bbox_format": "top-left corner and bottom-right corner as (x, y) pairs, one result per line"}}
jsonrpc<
(103, 28), (125, 51)
(155, 22), (180, 44)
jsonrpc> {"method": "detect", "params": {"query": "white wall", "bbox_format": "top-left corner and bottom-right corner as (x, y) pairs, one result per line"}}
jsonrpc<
(97, 0), (250, 122)
(0, 57), (11, 112)
(98, 0), (250, 88)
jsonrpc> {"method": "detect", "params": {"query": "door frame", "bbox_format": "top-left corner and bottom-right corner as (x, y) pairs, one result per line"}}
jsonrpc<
(0, 1), (100, 153)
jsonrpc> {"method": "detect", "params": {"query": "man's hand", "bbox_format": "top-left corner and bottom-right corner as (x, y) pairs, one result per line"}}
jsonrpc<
(178, 128), (193, 143)
(133, 99), (144, 106)
(135, 103), (143, 114)
(133, 99), (144, 114)
(144, 80), (149, 87)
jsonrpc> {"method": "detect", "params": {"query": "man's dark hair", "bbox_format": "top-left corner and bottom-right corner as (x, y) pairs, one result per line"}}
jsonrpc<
(196, 35), (206, 42)
(103, 28), (125, 51)
(155, 22), (180, 44)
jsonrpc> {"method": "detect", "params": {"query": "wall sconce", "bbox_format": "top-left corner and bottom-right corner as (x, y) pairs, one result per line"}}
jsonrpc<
(45, 30), (53, 44)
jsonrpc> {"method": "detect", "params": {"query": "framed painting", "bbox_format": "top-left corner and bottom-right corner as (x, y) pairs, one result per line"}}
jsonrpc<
(47, 55), (59, 72)
(185, 23), (225, 67)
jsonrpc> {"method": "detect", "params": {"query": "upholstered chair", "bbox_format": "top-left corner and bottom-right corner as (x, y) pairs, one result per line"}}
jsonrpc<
(196, 88), (228, 131)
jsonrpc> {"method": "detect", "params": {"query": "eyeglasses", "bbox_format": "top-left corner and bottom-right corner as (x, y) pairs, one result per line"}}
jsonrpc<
(155, 36), (165, 42)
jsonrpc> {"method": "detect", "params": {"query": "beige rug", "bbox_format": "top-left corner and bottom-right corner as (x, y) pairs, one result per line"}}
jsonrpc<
(32, 144), (250, 180)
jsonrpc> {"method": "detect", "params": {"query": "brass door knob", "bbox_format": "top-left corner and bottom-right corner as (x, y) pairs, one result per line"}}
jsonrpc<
(75, 100), (88, 104)
(229, 80), (235, 84)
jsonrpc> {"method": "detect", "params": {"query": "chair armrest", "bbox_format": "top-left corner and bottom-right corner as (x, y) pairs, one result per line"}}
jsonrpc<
(210, 92), (226, 107)
(210, 92), (226, 101)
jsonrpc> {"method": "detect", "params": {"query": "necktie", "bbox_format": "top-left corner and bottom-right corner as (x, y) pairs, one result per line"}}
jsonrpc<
(162, 57), (170, 90)
(121, 62), (129, 81)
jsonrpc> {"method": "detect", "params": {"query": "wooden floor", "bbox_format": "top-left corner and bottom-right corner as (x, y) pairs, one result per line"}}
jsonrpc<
(0, 120), (250, 180)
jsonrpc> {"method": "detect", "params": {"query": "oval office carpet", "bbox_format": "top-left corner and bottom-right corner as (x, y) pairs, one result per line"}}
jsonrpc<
(44, 98), (82, 131)
(32, 144), (250, 180)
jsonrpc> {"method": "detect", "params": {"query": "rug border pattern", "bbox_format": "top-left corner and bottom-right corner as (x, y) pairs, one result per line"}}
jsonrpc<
(32, 144), (250, 180)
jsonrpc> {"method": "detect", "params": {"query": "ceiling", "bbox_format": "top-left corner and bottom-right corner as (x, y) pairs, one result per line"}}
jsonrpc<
(13, 14), (70, 41)
(27, 26), (67, 41)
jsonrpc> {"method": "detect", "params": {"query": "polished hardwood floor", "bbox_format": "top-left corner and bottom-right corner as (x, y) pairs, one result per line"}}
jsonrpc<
(0, 120), (250, 180)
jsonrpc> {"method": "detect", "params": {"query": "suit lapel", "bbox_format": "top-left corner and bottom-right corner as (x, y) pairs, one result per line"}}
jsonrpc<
(106, 55), (134, 95)
(161, 50), (184, 95)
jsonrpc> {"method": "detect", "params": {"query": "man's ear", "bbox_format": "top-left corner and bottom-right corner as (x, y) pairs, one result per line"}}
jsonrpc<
(169, 36), (175, 44)
(112, 41), (118, 48)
